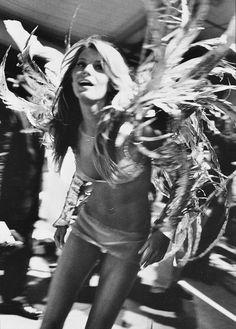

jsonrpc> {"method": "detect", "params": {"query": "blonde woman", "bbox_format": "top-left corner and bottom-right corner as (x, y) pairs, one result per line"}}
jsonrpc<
(39, 37), (170, 329)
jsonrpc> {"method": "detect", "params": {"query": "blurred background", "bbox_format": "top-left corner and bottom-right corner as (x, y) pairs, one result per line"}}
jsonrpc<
(0, 0), (235, 328)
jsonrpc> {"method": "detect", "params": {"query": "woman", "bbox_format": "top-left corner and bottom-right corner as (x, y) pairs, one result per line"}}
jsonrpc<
(2, 9), (235, 329)
(39, 36), (170, 329)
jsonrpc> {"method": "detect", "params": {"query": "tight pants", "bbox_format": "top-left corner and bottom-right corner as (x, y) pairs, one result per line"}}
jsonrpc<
(40, 231), (140, 329)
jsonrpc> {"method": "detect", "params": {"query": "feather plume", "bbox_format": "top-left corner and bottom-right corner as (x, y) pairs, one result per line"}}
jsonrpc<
(0, 38), (58, 130)
(94, 0), (236, 262)
(0, 47), (51, 130)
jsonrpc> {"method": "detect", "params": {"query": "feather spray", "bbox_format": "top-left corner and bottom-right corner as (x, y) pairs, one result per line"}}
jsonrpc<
(0, 47), (52, 131)
(93, 0), (236, 263)
(0, 44), (57, 131)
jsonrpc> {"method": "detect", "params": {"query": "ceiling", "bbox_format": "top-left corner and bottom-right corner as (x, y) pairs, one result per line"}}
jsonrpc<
(0, 0), (235, 67)
(0, 0), (146, 65)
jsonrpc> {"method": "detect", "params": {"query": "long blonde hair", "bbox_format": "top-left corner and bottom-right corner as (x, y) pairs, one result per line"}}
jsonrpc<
(51, 36), (134, 169)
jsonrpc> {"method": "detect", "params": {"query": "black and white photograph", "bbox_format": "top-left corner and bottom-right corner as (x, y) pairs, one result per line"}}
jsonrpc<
(0, 1), (235, 328)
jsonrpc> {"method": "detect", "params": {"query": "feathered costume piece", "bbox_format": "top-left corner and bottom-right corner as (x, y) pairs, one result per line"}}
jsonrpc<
(0, 28), (59, 132)
(0, 0), (235, 265)
(92, 0), (236, 264)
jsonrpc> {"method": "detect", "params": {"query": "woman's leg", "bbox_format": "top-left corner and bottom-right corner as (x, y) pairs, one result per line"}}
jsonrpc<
(40, 232), (101, 329)
(85, 253), (140, 329)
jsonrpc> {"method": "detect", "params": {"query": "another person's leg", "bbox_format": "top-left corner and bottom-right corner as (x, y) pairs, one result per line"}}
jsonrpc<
(1, 223), (33, 302)
(1, 245), (30, 302)
(85, 253), (140, 329)
(40, 232), (101, 329)
(0, 224), (42, 320)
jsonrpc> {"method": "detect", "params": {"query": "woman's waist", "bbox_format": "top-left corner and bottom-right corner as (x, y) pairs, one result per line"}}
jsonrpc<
(88, 182), (150, 209)
(75, 206), (150, 244)
(84, 198), (151, 233)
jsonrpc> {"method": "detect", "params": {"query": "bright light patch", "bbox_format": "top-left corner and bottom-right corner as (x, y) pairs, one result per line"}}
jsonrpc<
(115, 122), (133, 147)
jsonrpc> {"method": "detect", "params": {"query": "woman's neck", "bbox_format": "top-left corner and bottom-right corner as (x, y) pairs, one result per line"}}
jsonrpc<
(79, 99), (105, 136)
(80, 120), (96, 137)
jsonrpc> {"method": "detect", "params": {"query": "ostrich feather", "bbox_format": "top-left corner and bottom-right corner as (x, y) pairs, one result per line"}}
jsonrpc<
(93, 0), (236, 262)
(0, 39), (57, 130)
(0, 47), (52, 130)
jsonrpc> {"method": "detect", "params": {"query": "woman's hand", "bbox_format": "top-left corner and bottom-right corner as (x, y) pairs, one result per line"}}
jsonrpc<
(139, 230), (170, 268)
(54, 226), (68, 249)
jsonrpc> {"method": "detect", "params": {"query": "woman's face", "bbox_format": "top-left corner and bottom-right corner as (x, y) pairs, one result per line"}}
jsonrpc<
(71, 47), (109, 103)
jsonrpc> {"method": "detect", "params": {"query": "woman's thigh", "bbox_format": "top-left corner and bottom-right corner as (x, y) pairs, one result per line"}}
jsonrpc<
(85, 253), (140, 329)
(41, 232), (101, 327)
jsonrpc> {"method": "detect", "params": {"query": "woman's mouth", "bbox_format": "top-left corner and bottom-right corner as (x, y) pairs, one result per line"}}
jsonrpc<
(79, 80), (94, 87)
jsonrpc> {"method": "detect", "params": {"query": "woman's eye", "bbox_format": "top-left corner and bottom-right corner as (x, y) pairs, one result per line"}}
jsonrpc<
(76, 61), (86, 70)
(93, 62), (104, 72)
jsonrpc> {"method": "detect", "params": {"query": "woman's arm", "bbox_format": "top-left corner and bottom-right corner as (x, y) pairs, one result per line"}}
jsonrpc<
(53, 172), (93, 248)
(53, 172), (93, 227)
(139, 229), (171, 268)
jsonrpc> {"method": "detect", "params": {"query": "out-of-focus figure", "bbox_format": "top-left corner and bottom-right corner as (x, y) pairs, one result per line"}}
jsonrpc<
(0, 100), (44, 319)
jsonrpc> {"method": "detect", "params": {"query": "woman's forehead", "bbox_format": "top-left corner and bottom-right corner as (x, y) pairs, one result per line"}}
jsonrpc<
(78, 47), (102, 60)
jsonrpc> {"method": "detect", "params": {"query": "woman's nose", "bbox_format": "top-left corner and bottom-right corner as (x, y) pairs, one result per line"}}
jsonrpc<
(83, 63), (94, 74)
